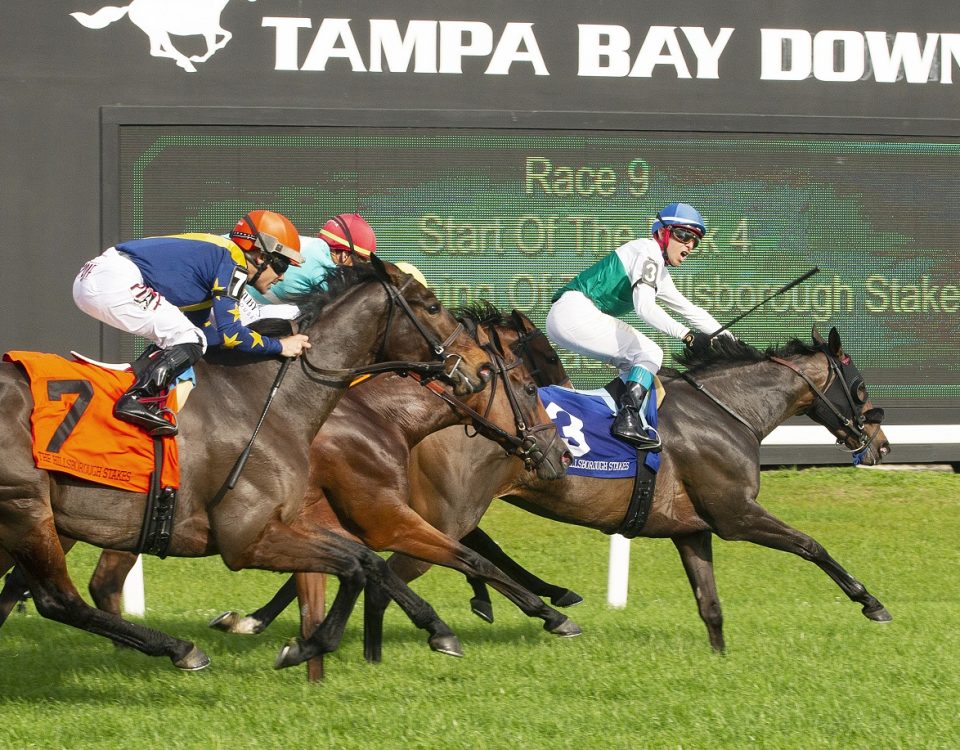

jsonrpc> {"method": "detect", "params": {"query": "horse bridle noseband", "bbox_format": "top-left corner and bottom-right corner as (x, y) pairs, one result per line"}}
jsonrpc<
(418, 316), (560, 472)
(298, 274), (466, 386)
(681, 348), (883, 455)
(770, 349), (884, 454)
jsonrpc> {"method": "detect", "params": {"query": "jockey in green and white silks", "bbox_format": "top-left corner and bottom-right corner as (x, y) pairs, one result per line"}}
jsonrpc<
(546, 203), (732, 451)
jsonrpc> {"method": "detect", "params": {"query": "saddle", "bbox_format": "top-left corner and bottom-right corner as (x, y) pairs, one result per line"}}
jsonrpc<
(4, 350), (188, 557)
(539, 376), (666, 537)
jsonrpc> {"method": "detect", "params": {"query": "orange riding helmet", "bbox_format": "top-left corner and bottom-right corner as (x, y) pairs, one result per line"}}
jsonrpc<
(318, 214), (377, 259)
(230, 210), (303, 266)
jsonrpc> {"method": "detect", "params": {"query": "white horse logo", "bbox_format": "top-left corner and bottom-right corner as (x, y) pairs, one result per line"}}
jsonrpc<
(71, 0), (256, 73)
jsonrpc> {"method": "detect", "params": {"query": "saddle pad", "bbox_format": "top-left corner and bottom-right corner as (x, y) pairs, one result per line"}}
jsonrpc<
(4, 351), (179, 492)
(539, 385), (660, 478)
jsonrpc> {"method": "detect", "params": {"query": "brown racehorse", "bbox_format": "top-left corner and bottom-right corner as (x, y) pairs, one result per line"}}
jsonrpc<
(196, 324), (894, 660)
(0, 258), (492, 671)
(1, 304), (576, 667)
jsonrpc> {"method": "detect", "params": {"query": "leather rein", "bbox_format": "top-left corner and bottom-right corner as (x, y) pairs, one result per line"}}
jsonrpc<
(297, 274), (466, 386)
(416, 318), (559, 472)
(681, 349), (880, 454)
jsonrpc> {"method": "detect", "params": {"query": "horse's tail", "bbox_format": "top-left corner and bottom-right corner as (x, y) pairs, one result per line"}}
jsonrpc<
(70, 5), (130, 30)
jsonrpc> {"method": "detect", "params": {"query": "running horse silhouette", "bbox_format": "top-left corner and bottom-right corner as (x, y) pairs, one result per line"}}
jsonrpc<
(71, 0), (255, 73)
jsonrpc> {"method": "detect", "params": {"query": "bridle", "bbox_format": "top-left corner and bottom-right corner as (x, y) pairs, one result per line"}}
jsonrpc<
(680, 346), (884, 458)
(770, 348), (884, 455)
(298, 271), (467, 386)
(417, 314), (562, 472)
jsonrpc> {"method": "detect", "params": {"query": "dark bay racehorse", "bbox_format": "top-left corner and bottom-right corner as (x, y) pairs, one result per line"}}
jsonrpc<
(32, 305), (576, 669)
(362, 326), (892, 655)
(0, 259), (492, 670)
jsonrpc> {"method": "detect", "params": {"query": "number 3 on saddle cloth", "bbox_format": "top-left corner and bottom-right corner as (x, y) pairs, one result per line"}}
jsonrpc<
(539, 378), (665, 537)
(3, 351), (183, 494)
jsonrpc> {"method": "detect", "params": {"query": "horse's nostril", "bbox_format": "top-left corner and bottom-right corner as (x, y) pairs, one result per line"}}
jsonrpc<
(561, 451), (572, 467)
(479, 365), (493, 382)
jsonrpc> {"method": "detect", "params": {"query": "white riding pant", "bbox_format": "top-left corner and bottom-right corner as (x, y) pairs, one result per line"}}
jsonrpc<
(546, 290), (663, 375)
(72, 247), (206, 352)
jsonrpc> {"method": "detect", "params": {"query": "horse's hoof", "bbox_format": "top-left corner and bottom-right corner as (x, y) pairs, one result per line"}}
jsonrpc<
(863, 604), (893, 622)
(428, 634), (464, 658)
(547, 616), (582, 638)
(172, 645), (210, 671)
(209, 611), (240, 632)
(274, 638), (305, 670)
(551, 589), (584, 608)
(470, 597), (494, 623)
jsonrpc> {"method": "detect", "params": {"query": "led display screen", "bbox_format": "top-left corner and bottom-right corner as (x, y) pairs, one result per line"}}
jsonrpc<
(119, 127), (960, 409)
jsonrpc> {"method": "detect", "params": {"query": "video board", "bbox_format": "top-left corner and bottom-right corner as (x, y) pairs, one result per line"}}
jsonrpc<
(118, 126), (960, 411)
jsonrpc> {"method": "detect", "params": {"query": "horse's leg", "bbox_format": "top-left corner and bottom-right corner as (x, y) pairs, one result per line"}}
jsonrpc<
(2, 520), (208, 669)
(89, 549), (138, 615)
(357, 506), (581, 637)
(191, 29), (231, 62)
(712, 500), (891, 622)
(461, 527), (584, 610)
(363, 553), (435, 663)
(1, 537), (79, 626)
(209, 575), (298, 635)
(142, 29), (197, 72)
(222, 521), (460, 669)
(672, 531), (725, 652)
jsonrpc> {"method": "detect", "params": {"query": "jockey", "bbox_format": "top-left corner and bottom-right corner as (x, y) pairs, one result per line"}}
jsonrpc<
(546, 202), (731, 451)
(72, 210), (312, 437)
(240, 214), (379, 323)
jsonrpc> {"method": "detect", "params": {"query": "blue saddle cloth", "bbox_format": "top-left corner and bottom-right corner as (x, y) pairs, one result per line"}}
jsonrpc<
(539, 385), (661, 478)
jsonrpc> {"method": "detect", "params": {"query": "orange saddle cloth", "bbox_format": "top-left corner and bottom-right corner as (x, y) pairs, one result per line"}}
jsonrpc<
(4, 351), (179, 493)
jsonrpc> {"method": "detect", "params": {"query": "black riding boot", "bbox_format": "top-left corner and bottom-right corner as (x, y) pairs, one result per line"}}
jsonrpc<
(611, 381), (662, 452)
(114, 343), (202, 437)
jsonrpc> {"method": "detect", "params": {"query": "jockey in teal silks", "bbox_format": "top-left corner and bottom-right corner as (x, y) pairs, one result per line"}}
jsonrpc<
(546, 203), (732, 451)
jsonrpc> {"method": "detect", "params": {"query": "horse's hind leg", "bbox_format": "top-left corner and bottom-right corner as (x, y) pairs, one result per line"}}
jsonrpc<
(210, 575), (297, 635)
(3, 520), (208, 669)
(1, 537), (79, 626)
(713, 500), (891, 622)
(672, 531), (725, 652)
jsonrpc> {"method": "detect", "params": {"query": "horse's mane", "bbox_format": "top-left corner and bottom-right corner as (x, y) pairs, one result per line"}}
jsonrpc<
(451, 300), (507, 328)
(291, 263), (381, 329)
(664, 337), (818, 377)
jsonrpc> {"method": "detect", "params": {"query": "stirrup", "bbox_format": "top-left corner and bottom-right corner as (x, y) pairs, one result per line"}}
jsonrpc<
(114, 399), (178, 437)
(612, 423), (662, 452)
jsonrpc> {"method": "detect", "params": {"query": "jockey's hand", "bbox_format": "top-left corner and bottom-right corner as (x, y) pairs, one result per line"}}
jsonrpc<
(279, 334), (311, 358)
(682, 330), (712, 351)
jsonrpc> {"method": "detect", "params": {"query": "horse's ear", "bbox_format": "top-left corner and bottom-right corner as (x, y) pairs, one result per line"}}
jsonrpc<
(510, 308), (533, 331)
(811, 325), (825, 345)
(369, 253), (389, 281)
(828, 327), (843, 357)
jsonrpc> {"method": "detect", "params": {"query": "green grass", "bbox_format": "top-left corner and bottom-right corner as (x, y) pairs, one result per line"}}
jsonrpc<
(1, 468), (958, 749)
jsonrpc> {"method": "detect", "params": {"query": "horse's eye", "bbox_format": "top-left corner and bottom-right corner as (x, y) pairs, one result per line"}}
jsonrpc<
(525, 384), (537, 395)
(427, 304), (440, 314)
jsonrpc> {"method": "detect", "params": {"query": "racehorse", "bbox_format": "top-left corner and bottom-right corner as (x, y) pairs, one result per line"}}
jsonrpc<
(8, 305), (576, 670)
(71, 0), (254, 73)
(361, 326), (892, 655)
(0, 259), (492, 671)
(192, 324), (894, 658)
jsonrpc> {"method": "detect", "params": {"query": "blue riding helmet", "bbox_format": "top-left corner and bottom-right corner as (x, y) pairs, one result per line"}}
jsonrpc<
(651, 203), (706, 236)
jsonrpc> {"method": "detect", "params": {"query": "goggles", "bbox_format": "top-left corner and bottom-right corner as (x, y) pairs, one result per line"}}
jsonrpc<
(267, 252), (292, 275)
(669, 226), (701, 248)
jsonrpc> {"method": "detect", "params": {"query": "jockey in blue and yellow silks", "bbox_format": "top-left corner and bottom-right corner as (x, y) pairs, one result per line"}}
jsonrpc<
(72, 210), (311, 437)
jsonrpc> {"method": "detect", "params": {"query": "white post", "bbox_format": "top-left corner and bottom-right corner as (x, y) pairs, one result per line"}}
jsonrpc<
(122, 554), (145, 616)
(606, 533), (631, 608)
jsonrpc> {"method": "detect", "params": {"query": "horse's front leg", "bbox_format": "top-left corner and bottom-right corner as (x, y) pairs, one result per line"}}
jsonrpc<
(712, 499), (892, 622)
(672, 531), (725, 652)
(88, 548), (138, 615)
(209, 575), (297, 635)
(191, 30), (231, 62)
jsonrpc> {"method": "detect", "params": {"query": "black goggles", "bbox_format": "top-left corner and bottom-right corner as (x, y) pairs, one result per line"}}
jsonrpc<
(669, 226), (701, 247)
(267, 253), (292, 275)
